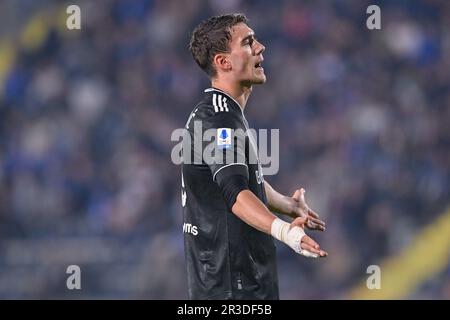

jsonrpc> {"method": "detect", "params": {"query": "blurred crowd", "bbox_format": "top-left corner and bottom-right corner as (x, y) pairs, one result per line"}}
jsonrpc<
(0, 0), (449, 299)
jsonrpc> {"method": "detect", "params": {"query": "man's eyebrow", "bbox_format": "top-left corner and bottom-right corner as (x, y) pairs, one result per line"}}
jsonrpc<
(241, 33), (255, 44)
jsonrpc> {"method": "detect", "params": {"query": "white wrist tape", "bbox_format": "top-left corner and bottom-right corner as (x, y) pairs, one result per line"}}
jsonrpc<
(270, 218), (319, 258)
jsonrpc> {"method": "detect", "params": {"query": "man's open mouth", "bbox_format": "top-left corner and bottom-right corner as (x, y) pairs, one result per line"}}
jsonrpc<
(254, 62), (263, 69)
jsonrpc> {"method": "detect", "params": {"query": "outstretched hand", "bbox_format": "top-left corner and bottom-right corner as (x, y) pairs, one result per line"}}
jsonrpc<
(290, 216), (328, 258)
(291, 188), (326, 231)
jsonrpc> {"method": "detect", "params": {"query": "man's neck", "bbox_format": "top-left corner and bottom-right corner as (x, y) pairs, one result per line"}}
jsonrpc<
(211, 80), (252, 110)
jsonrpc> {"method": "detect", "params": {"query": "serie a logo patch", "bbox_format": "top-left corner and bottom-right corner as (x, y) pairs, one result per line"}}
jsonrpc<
(217, 128), (232, 149)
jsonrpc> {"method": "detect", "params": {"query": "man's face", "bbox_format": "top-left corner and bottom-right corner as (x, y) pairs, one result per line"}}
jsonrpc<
(226, 23), (266, 85)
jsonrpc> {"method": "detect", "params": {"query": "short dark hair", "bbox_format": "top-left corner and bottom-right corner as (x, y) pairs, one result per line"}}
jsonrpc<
(189, 13), (248, 78)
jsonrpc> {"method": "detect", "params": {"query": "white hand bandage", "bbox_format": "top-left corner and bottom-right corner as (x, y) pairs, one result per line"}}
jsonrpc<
(270, 218), (319, 258)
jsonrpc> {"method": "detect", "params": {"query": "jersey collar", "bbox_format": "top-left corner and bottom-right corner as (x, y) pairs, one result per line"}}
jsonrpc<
(204, 87), (245, 115)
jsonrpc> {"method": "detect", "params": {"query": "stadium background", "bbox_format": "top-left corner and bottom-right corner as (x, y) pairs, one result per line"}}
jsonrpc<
(0, 0), (449, 299)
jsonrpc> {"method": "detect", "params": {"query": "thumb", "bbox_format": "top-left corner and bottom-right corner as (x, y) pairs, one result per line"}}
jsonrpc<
(290, 216), (307, 229)
(292, 188), (305, 202)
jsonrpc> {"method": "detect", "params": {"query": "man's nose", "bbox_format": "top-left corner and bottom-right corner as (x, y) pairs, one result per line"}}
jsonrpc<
(255, 41), (265, 55)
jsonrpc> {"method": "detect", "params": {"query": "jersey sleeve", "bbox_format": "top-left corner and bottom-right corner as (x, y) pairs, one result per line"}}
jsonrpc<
(191, 106), (249, 182)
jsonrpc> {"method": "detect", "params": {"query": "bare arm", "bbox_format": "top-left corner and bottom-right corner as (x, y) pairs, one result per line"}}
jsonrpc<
(264, 180), (297, 218)
(231, 189), (277, 234)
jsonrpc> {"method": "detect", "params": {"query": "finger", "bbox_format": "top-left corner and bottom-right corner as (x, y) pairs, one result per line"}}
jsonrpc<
(299, 188), (306, 203)
(307, 207), (320, 219)
(300, 190), (322, 219)
(290, 216), (307, 229)
(292, 189), (301, 201)
(308, 216), (325, 227)
(320, 250), (328, 257)
(301, 242), (328, 257)
(302, 235), (328, 257)
(300, 242), (322, 255)
(301, 235), (320, 249)
(307, 220), (325, 231)
(317, 249), (328, 257)
(300, 250), (319, 258)
(306, 219), (319, 229)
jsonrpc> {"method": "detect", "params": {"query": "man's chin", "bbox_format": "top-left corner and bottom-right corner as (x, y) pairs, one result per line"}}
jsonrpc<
(241, 75), (266, 87)
(253, 75), (267, 84)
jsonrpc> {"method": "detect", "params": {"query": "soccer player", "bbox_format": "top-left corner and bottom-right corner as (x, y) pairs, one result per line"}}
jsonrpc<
(182, 13), (328, 300)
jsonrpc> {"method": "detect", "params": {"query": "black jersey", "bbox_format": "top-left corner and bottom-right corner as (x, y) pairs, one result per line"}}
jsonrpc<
(181, 88), (279, 300)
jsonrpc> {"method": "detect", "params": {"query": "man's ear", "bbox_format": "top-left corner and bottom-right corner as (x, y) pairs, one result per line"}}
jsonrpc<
(213, 53), (231, 73)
